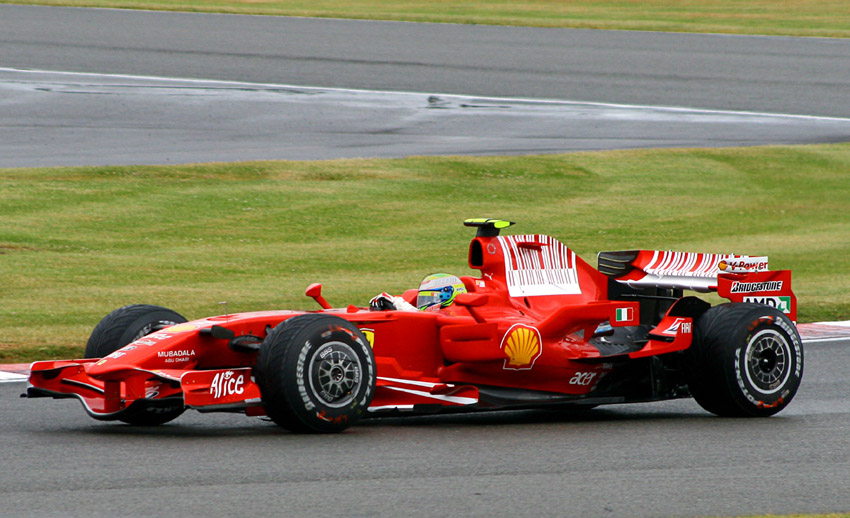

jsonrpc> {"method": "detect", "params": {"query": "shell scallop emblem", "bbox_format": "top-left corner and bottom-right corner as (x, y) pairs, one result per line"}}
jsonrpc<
(162, 323), (198, 334)
(501, 324), (543, 371)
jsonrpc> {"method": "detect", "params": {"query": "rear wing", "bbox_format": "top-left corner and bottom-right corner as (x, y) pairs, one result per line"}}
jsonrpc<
(598, 250), (796, 321)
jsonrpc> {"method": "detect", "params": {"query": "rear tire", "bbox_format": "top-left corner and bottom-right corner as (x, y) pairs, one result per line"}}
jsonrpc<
(685, 303), (803, 417)
(255, 314), (376, 433)
(85, 304), (188, 425)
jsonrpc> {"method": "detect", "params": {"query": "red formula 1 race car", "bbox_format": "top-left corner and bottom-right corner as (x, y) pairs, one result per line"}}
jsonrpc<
(26, 219), (804, 433)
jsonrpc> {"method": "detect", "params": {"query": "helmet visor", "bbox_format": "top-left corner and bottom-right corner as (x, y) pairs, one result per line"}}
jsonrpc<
(417, 288), (450, 310)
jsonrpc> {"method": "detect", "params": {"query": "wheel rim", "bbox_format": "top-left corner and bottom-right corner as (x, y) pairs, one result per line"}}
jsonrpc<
(131, 321), (179, 342)
(744, 328), (792, 395)
(308, 342), (362, 408)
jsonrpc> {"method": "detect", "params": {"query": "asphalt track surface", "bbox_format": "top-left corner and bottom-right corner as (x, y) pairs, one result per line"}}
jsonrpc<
(2, 5), (850, 166)
(2, 338), (849, 518)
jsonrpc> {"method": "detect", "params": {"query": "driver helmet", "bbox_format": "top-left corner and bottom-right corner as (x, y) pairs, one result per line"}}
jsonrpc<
(417, 273), (467, 310)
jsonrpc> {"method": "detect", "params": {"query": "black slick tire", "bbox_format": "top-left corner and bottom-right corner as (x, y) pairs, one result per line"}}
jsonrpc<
(685, 303), (803, 417)
(85, 304), (187, 359)
(255, 314), (376, 433)
(85, 304), (188, 425)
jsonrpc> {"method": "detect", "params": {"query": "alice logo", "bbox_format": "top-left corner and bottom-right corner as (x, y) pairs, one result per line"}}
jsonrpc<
(501, 324), (542, 371)
(210, 370), (245, 399)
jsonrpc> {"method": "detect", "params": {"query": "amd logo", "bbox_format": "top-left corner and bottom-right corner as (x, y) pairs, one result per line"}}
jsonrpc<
(744, 296), (791, 314)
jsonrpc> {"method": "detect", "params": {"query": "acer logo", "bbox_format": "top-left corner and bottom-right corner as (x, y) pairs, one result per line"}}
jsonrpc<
(569, 372), (597, 386)
(210, 370), (245, 399)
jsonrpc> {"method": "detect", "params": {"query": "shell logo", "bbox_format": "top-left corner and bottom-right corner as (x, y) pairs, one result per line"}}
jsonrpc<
(501, 324), (543, 371)
(163, 323), (199, 333)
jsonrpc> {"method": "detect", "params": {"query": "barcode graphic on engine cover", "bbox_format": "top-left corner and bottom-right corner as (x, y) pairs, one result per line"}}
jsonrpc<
(498, 235), (582, 297)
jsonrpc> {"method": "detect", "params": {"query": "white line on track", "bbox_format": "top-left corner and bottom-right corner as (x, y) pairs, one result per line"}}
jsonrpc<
(4, 66), (850, 123)
(813, 320), (850, 327)
(803, 337), (850, 343)
(0, 372), (28, 383)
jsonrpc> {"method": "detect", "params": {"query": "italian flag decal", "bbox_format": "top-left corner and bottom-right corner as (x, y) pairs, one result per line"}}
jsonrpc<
(616, 307), (633, 322)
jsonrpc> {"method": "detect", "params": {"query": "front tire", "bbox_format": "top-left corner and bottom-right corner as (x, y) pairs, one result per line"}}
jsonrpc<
(85, 304), (187, 359)
(255, 314), (376, 433)
(85, 304), (188, 425)
(685, 303), (803, 417)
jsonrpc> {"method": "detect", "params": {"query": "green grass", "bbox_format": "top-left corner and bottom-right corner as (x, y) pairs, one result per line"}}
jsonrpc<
(3, 0), (849, 38)
(2, 143), (850, 362)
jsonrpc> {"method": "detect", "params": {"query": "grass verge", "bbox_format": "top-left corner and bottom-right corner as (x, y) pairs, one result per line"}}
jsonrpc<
(2, 143), (850, 362)
(2, 0), (849, 38)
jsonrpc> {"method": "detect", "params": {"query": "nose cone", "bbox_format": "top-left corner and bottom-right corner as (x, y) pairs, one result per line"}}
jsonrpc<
(86, 357), (139, 379)
(86, 324), (202, 377)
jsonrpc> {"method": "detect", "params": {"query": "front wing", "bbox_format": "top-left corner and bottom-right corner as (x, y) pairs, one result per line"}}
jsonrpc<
(26, 360), (265, 420)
